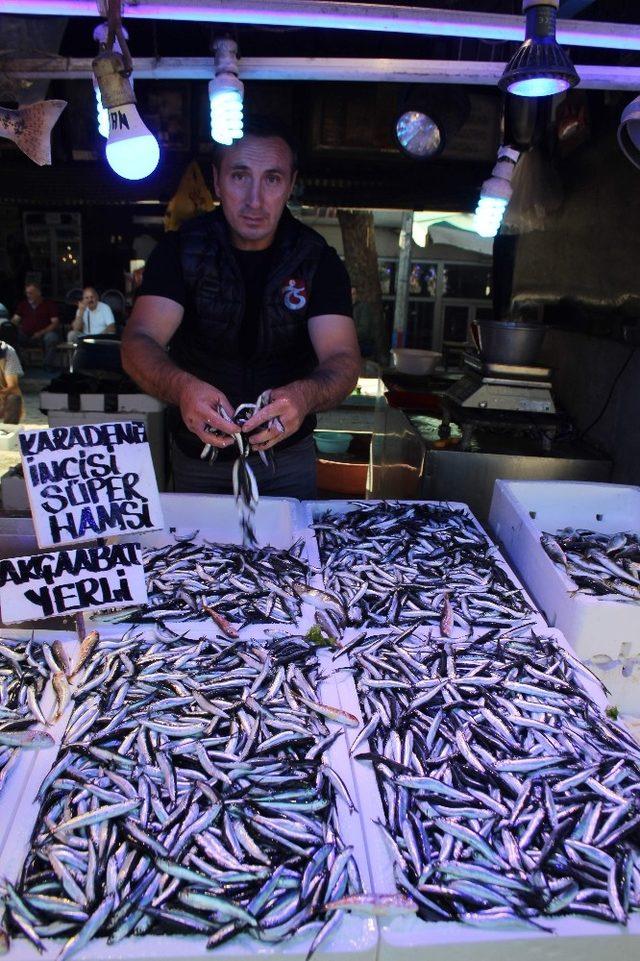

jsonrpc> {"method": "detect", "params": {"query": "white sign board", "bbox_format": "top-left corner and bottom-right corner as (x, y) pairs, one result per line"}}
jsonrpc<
(0, 542), (147, 624)
(19, 421), (164, 548)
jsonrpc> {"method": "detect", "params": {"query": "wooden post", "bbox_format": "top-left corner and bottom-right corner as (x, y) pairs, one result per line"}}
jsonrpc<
(337, 208), (387, 365)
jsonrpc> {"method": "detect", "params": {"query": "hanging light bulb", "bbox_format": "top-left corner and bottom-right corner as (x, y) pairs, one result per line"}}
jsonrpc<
(93, 49), (159, 180)
(499, 1), (579, 99)
(209, 37), (244, 145)
(92, 22), (131, 140)
(474, 147), (520, 238)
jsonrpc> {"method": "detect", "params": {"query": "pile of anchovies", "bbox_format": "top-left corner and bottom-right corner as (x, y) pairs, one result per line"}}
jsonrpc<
(313, 502), (536, 634)
(0, 636), (61, 793)
(541, 529), (640, 601)
(100, 535), (311, 630)
(4, 628), (361, 958)
(348, 626), (640, 927)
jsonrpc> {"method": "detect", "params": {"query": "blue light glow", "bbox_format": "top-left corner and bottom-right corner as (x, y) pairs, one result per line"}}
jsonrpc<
(106, 136), (160, 179)
(508, 76), (570, 97)
(94, 83), (109, 138)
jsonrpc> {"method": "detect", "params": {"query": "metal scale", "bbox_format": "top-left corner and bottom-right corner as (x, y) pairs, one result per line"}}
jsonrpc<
(439, 352), (564, 450)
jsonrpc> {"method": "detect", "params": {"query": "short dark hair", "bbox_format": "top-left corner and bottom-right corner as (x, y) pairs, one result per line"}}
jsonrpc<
(212, 113), (299, 172)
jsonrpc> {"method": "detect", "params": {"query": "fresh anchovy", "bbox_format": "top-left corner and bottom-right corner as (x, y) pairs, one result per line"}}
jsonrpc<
(0, 635), (67, 792)
(313, 502), (536, 635)
(325, 894), (417, 916)
(100, 535), (311, 629)
(350, 625), (640, 928)
(6, 630), (360, 955)
(202, 391), (279, 546)
(542, 527), (640, 602)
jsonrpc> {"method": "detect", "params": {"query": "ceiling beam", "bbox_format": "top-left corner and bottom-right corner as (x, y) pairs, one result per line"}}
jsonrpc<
(6, 1), (640, 52)
(5, 56), (640, 89)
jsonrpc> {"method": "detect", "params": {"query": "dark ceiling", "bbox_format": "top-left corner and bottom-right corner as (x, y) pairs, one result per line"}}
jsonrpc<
(1, 1), (639, 210)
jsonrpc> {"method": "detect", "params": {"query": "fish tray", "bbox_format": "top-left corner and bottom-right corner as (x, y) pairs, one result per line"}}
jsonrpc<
(304, 499), (548, 636)
(91, 494), (322, 635)
(0, 631), (79, 858)
(0, 624), (378, 961)
(489, 480), (640, 714)
(328, 625), (640, 961)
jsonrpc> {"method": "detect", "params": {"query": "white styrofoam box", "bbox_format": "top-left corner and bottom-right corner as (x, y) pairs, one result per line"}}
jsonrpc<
(0, 429), (18, 451)
(1, 625), (378, 961)
(329, 625), (640, 961)
(40, 391), (164, 413)
(0, 471), (29, 511)
(489, 480), (640, 714)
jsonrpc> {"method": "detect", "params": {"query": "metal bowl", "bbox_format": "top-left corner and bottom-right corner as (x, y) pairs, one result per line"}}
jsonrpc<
(473, 320), (545, 366)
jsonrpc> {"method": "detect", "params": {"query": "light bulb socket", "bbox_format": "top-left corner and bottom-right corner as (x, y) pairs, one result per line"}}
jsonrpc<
(92, 50), (135, 110)
(499, 2), (579, 98)
(213, 37), (240, 79)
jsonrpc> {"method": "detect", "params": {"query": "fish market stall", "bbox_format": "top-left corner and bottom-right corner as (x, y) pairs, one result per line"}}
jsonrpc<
(0, 496), (639, 961)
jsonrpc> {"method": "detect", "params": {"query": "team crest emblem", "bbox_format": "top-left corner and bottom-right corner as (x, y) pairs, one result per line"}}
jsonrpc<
(282, 278), (307, 310)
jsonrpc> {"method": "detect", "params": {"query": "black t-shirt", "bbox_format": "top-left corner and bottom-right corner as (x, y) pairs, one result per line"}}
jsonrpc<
(137, 218), (353, 456)
(139, 228), (353, 361)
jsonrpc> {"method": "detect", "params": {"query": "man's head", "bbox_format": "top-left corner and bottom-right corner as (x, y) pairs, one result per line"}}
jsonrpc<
(25, 283), (41, 305)
(82, 287), (99, 311)
(212, 115), (298, 251)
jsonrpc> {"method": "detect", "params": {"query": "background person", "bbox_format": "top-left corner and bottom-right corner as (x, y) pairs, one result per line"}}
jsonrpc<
(122, 115), (360, 499)
(0, 341), (24, 423)
(68, 286), (116, 344)
(11, 282), (61, 372)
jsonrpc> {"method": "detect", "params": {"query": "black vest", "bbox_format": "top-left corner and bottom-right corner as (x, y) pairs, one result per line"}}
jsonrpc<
(170, 207), (327, 457)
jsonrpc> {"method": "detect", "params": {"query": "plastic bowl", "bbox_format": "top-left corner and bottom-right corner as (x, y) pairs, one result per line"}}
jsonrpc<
(314, 431), (353, 454)
(390, 348), (441, 376)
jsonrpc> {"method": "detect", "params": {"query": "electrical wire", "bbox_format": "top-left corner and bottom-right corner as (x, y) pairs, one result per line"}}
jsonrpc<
(577, 345), (636, 441)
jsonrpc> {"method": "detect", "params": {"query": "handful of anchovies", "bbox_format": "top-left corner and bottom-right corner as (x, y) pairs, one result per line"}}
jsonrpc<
(106, 534), (312, 630)
(4, 628), (361, 957)
(202, 390), (284, 547)
(350, 626), (640, 928)
(0, 636), (62, 792)
(541, 528), (640, 602)
(313, 502), (536, 637)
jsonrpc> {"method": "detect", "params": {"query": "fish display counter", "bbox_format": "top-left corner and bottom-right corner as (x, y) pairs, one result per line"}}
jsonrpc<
(0, 495), (638, 961)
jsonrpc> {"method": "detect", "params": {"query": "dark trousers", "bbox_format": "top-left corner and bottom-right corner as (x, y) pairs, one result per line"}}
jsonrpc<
(171, 433), (318, 500)
(18, 329), (61, 369)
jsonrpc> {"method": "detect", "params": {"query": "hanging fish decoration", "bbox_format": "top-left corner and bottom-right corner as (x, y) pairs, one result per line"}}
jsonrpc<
(0, 100), (67, 166)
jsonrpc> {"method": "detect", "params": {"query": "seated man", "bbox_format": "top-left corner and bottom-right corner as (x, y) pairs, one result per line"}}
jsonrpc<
(11, 282), (61, 371)
(68, 286), (116, 344)
(0, 341), (24, 423)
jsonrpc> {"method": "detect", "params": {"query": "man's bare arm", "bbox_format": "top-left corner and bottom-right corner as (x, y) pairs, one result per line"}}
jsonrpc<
(121, 295), (238, 447)
(242, 314), (361, 449)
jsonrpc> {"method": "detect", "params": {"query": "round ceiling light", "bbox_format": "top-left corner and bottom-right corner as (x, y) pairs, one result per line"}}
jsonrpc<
(395, 110), (443, 159)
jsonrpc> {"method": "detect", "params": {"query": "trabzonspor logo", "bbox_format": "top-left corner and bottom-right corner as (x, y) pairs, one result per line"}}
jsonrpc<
(282, 278), (307, 311)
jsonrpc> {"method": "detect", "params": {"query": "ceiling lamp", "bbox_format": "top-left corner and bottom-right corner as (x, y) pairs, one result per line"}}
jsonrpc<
(209, 37), (244, 145)
(499, 1), (579, 99)
(395, 87), (470, 160)
(92, 13), (160, 181)
(474, 146), (520, 238)
(618, 95), (640, 170)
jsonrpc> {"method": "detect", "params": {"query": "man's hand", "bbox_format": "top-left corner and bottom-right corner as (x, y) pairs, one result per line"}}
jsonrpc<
(178, 379), (240, 449)
(241, 383), (309, 451)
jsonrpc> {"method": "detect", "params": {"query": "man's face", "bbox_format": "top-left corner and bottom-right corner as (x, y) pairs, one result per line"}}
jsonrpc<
(212, 135), (296, 251)
(83, 289), (99, 310)
(25, 285), (40, 305)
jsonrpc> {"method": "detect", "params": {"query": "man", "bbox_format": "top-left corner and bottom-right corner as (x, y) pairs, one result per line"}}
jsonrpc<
(0, 341), (24, 424)
(122, 115), (360, 499)
(68, 287), (116, 344)
(11, 282), (61, 371)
